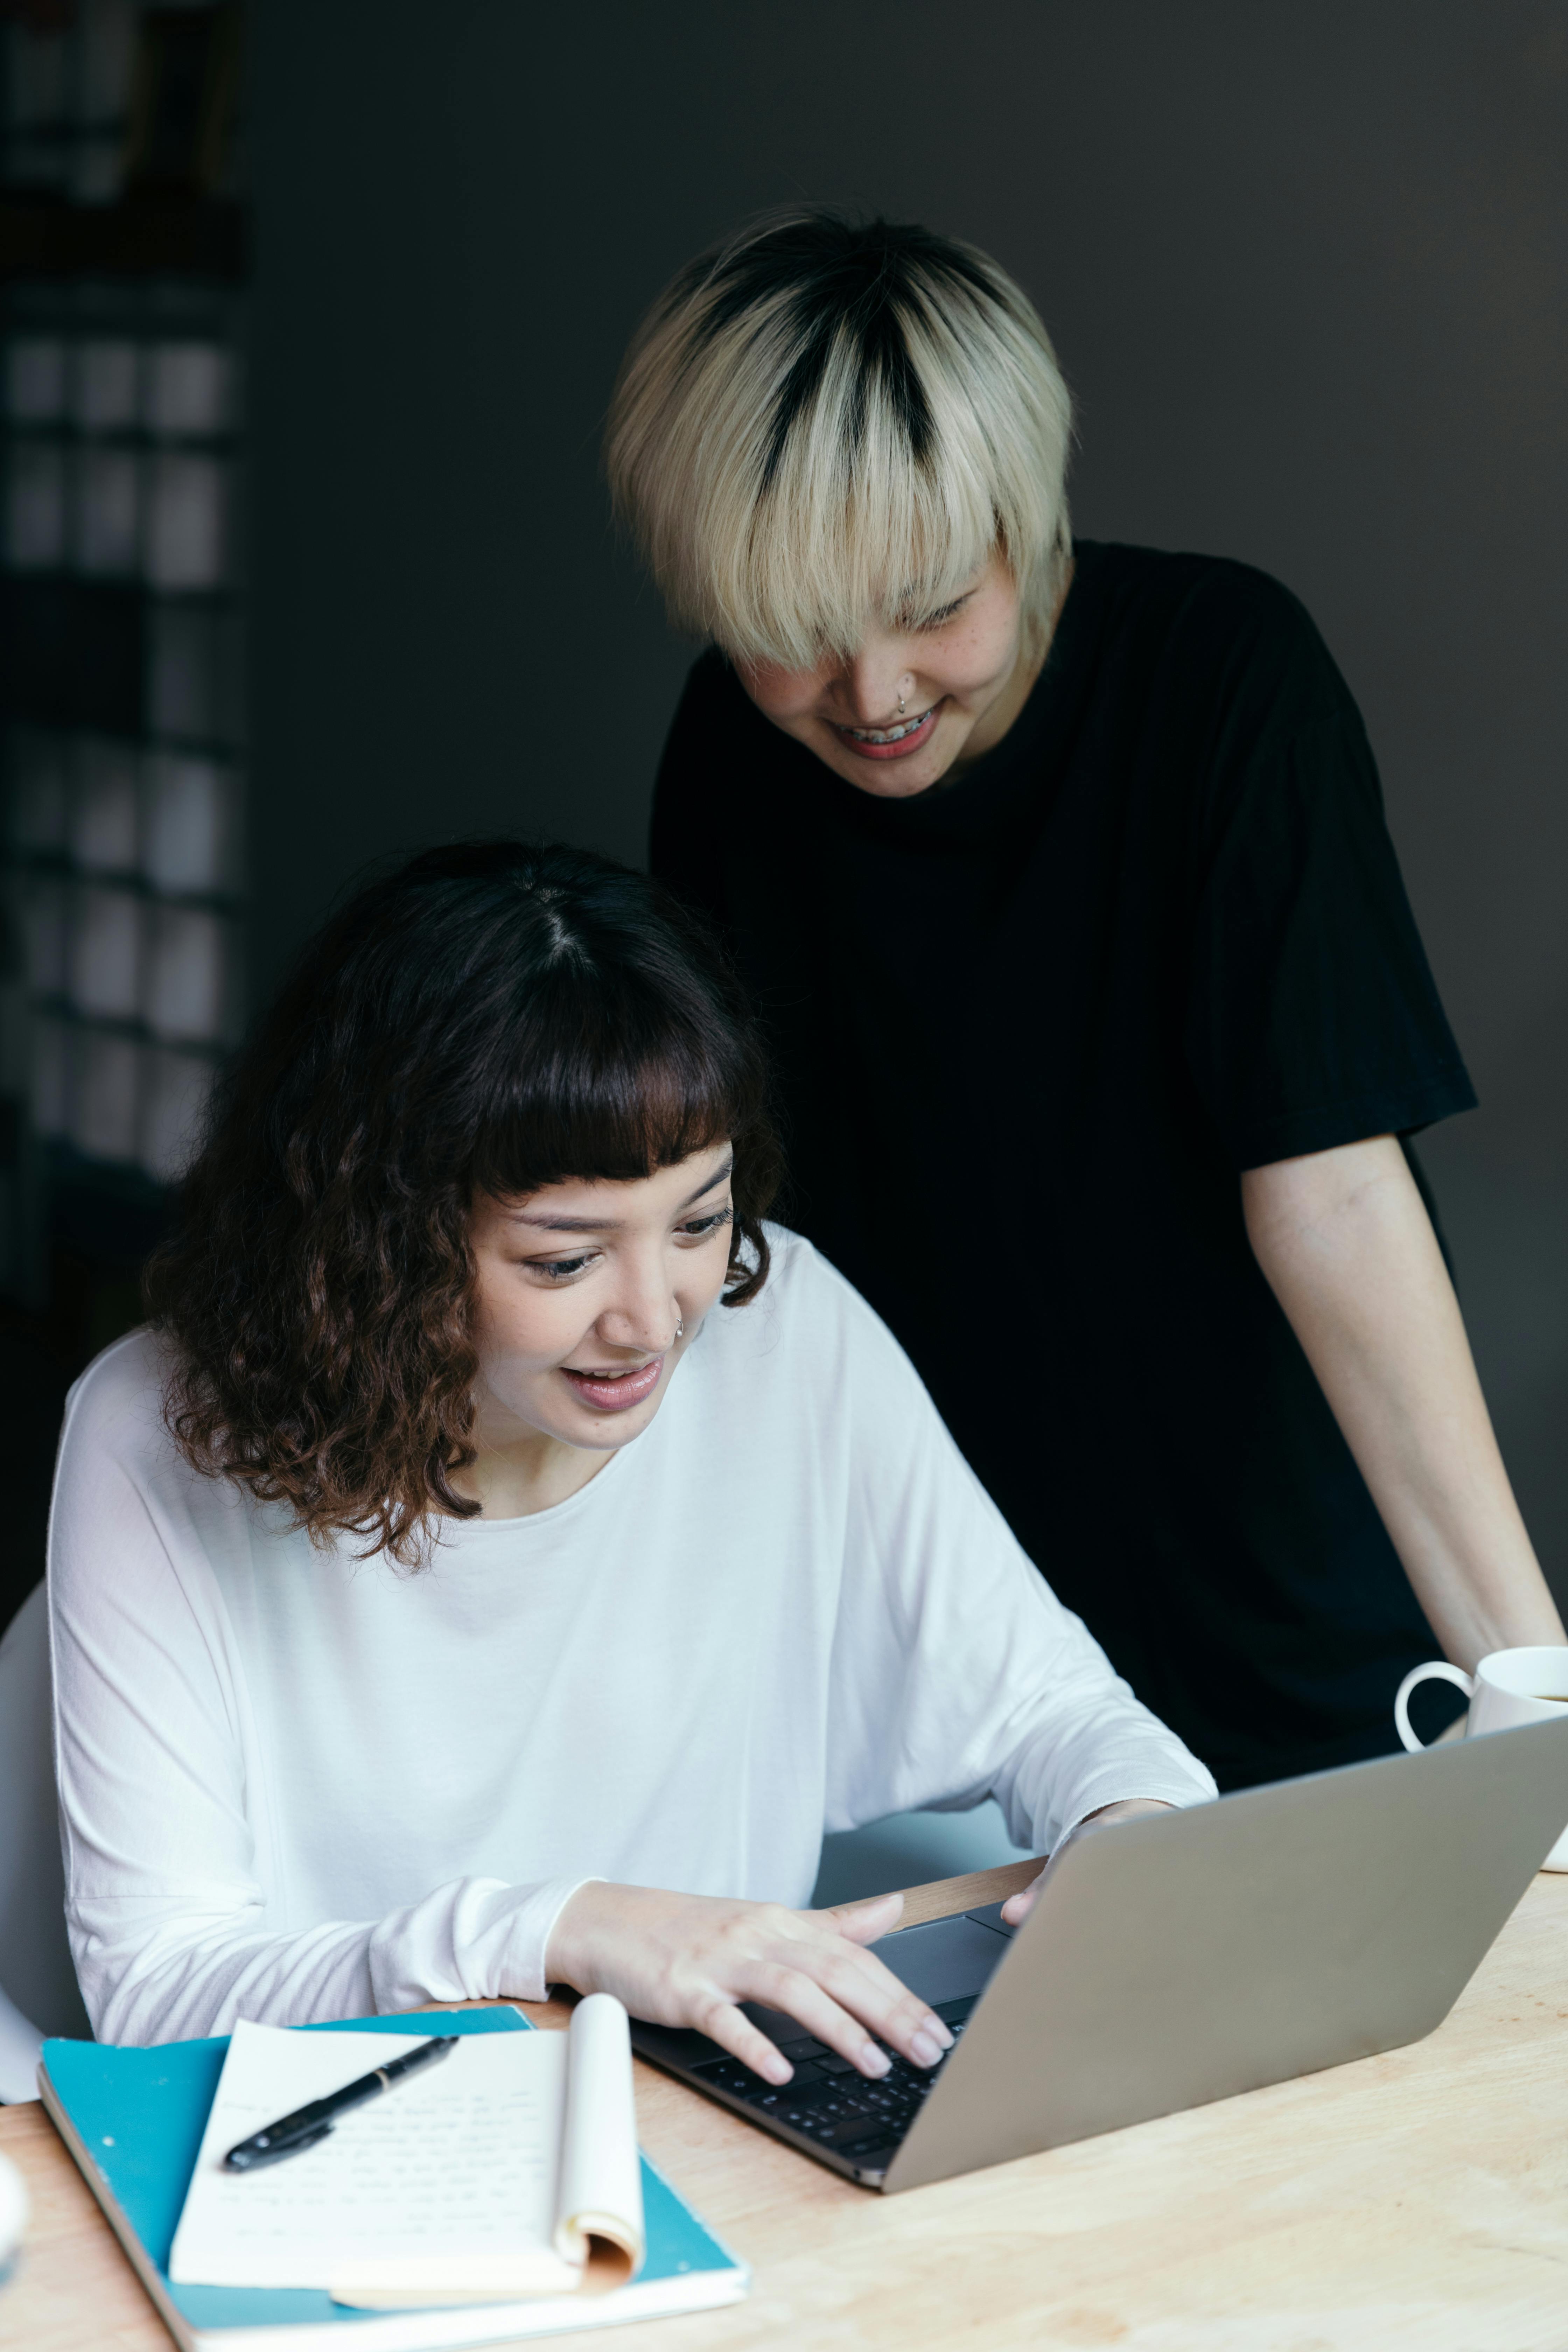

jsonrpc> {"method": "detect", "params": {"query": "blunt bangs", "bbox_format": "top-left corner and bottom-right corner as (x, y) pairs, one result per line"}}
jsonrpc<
(606, 210), (1075, 671)
(466, 959), (748, 1206)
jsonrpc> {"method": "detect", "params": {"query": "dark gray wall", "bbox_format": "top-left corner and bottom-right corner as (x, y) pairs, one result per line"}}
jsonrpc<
(252, 1), (1568, 1578)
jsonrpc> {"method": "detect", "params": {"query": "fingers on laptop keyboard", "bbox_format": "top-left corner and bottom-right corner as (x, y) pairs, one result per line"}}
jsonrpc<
(740, 1961), (899, 2077)
(747, 1950), (952, 2078)
(810, 1940), (954, 2067)
(693, 1996), (805, 2085)
(802, 1945), (955, 2066)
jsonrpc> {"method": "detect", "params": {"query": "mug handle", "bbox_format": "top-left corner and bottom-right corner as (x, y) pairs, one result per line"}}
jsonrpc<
(1394, 1660), (1474, 1752)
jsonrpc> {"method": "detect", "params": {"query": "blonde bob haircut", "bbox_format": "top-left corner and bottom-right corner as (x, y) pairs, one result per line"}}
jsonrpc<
(605, 210), (1074, 674)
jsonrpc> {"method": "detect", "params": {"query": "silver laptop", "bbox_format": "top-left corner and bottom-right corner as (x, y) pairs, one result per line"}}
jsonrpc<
(631, 1716), (1568, 2192)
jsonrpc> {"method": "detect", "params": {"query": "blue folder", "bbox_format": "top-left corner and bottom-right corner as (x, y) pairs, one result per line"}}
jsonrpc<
(40, 2008), (747, 2350)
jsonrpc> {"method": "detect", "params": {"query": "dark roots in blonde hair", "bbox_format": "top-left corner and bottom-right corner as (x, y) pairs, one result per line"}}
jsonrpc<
(145, 840), (782, 1565)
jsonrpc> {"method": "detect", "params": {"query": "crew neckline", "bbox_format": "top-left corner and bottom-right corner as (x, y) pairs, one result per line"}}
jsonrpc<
(424, 1413), (642, 1543)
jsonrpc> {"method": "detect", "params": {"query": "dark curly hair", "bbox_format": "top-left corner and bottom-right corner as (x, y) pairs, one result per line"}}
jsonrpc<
(145, 840), (782, 1564)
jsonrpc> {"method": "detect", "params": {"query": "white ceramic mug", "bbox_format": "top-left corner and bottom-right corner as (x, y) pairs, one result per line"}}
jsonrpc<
(1395, 1644), (1568, 1871)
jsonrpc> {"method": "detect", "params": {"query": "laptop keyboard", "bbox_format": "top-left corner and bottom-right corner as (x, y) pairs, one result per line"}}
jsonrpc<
(688, 1996), (977, 2166)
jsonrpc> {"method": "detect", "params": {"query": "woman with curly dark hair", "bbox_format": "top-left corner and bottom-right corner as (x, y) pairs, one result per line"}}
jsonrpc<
(49, 840), (1211, 2078)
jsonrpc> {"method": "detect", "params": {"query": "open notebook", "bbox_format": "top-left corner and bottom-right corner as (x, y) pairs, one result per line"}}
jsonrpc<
(40, 2005), (747, 2352)
(172, 2001), (644, 2304)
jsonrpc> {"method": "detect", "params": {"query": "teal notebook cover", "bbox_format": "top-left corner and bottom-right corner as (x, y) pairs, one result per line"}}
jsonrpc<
(42, 2009), (742, 2336)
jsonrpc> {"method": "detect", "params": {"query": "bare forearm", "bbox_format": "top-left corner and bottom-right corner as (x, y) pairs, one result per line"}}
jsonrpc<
(1242, 1135), (1563, 1667)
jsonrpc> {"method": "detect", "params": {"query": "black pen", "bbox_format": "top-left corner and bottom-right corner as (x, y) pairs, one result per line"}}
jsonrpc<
(222, 2034), (460, 2171)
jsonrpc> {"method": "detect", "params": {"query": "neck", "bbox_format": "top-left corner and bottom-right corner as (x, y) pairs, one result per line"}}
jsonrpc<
(449, 1422), (609, 1520)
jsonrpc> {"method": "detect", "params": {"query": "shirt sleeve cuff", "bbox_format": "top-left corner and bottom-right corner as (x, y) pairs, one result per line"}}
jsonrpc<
(367, 1875), (601, 2012)
(1225, 1065), (1478, 1171)
(1050, 1760), (1218, 1850)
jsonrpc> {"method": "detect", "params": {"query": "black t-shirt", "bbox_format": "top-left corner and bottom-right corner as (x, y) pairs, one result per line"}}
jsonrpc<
(651, 541), (1477, 1791)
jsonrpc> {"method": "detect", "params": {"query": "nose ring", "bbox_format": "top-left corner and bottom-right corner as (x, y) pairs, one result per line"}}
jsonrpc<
(675, 1315), (684, 1341)
(897, 693), (906, 715)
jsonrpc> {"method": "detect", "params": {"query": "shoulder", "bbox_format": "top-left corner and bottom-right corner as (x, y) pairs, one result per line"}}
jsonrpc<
(1072, 540), (1355, 733)
(50, 1330), (253, 1688)
(694, 1225), (925, 1407)
(657, 650), (789, 798)
(675, 645), (757, 719)
(1076, 539), (1322, 642)
(664, 648), (771, 752)
(652, 650), (789, 898)
(738, 1219), (894, 1324)
(54, 1325), (241, 1544)
(51, 1330), (203, 1606)
(60, 1325), (175, 1470)
(653, 651), (861, 909)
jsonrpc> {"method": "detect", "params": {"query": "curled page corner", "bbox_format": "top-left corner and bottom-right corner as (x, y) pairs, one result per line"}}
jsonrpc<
(554, 1993), (646, 2289)
(565, 2219), (639, 2298)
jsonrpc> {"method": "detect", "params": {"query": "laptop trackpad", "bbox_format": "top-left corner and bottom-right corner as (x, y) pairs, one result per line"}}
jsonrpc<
(868, 1911), (1012, 2003)
(741, 1911), (1010, 2045)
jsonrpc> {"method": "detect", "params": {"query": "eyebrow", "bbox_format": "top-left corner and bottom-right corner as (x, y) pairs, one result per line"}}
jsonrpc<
(506, 1159), (735, 1233)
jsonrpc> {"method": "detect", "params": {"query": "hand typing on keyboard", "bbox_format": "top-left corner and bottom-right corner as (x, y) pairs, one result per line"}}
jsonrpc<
(544, 1883), (954, 2086)
(1000, 1797), (1175, 1926)
(691, 1993), (979, 2158)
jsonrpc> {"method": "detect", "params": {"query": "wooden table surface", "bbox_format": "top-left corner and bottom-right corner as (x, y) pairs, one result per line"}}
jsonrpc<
(5, 1856), (1568, 2352)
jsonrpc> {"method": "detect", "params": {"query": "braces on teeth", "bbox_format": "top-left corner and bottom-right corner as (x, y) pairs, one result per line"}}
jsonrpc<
(845, 708), (933, 744)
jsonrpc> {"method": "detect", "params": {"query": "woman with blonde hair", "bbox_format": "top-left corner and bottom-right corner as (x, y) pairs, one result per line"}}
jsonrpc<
(607, 209), (1562, 1793)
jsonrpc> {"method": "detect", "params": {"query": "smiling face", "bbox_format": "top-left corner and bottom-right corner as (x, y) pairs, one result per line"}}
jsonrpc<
(461, 1143), (736, 1508)
(735, 550), (1042, 801)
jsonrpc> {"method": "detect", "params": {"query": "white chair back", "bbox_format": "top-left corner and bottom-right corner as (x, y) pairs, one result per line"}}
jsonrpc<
(0, 1581), (90, 2098)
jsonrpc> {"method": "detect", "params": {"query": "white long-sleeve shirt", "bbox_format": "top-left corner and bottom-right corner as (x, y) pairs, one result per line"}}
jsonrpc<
(50, 1227), (1215, 2046)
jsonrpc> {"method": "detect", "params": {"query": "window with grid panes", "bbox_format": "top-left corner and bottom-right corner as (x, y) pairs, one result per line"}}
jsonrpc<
(0, 0), (245, 1301)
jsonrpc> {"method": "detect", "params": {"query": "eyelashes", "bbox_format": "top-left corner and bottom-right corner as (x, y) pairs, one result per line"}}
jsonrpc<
(530, 1206), (733, 1284)
(679, 1208), (733, 1239)
(894, 593), (970, 634)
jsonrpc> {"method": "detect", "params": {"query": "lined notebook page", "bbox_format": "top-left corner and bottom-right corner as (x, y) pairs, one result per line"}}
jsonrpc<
(169, 2023), (579, 2295)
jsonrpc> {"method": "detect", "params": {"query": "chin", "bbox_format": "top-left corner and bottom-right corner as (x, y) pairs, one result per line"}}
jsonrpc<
(825, 721), (968, 798)
(564, 1399), (660, 1448)
(839, 750), (953, 799)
